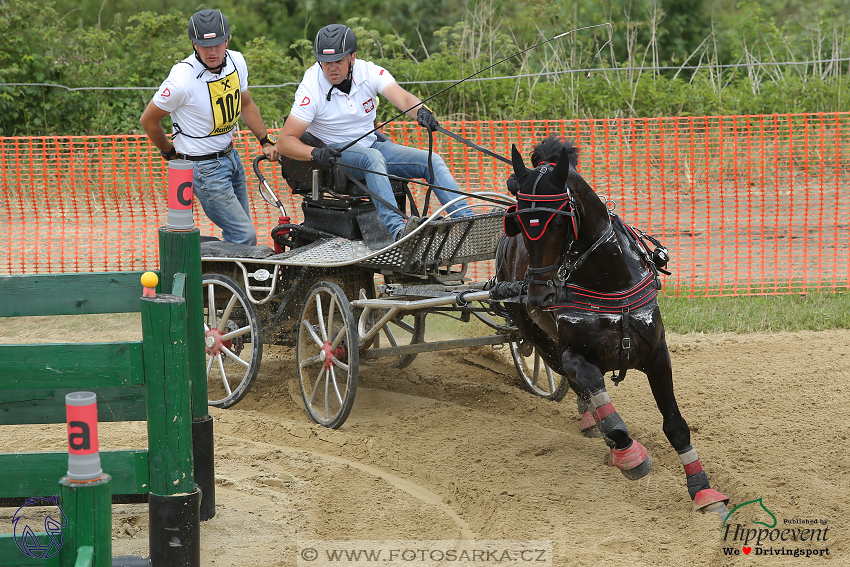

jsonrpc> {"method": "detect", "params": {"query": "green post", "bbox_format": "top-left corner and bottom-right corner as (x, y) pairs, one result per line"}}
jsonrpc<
(157, 227), (206, 415)
(141, 292), (200, 567)
(58, 475), (111, 567)
(158, 227), (215, 520)
(141, 293), (194, 495)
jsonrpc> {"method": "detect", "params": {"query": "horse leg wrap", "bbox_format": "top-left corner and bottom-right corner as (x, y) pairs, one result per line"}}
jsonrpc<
(590, 390), (628, 439)
(679, 445), (730, 511)
(580, 410), (602, 437)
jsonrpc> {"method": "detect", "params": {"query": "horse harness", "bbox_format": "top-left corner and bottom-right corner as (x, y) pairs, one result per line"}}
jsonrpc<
(503, 162), (670, 384)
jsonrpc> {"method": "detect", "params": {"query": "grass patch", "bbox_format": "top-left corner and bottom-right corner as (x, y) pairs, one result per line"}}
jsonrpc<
(424, 293), (850, 338)
(659, 292), (850, 334)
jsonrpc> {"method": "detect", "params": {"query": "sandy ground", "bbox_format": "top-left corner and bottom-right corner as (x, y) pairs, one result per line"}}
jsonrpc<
(1, 319), (847, 566)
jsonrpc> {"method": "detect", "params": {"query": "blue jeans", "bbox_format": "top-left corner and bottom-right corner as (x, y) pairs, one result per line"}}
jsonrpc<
(333, 140), (474, 238)
(192, 149), (257, 245)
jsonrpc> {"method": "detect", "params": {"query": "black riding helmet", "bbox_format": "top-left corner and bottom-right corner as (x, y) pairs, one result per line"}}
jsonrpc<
(188, 10), (230, 47)
(314, 24), (358, 62)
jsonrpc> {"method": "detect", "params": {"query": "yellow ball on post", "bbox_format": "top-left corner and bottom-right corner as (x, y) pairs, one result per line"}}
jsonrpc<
(141, 271), (159, 297)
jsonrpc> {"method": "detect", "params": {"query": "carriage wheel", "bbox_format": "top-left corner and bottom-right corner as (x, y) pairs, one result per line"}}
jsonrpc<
(297, 282), (359, 429)
(360, 306), (426, 369)
(510, 339), (570, 401)
(383, 312), (426, 369)
(203, 275), (263, 409)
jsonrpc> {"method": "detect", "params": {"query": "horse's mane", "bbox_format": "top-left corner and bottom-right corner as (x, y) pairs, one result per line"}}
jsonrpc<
(530, 136), (579, 168)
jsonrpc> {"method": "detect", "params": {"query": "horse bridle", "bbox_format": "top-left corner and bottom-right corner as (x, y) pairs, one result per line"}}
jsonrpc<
(510, 163), (614, 288)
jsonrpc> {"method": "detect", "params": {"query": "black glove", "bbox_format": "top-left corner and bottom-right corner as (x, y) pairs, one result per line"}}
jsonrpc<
(506, 173), (522, 195)
(416, 106), (440, 132)
(310, 146), (342, 168)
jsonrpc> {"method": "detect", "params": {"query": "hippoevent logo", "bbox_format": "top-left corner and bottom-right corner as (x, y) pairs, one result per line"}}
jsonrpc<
(11, 496), (66, 559)
(720, 497), (831, 558)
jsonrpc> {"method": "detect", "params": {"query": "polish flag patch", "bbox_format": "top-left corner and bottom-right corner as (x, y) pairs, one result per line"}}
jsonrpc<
(299, 96), (311, 106)
(530, 219), (540, 226)
(323, 49), (335, 54)
(203, 33), (216, 38)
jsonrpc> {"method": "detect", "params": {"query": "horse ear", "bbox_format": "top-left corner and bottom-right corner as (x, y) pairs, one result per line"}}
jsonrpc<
(551, 146), (571, 188)
(511, 144), (527, 178)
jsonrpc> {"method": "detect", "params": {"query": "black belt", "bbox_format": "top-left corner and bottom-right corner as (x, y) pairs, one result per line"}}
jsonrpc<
(177, 144), (233, 162)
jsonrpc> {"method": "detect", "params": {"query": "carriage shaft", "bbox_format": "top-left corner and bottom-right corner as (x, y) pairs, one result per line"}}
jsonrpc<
(351, 290), (491, 311)
(361, 334), (511, 360)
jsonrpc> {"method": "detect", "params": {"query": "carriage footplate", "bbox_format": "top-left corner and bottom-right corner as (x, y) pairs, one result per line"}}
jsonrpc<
(201, 240), (276, 259)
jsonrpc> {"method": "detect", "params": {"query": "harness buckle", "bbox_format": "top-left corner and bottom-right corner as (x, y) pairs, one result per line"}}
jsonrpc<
(622, 337), (631, 350)
(555, 264), (569, 286)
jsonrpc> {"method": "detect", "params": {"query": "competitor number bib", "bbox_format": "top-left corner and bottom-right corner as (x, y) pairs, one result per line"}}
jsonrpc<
(207, 69), (241, 136)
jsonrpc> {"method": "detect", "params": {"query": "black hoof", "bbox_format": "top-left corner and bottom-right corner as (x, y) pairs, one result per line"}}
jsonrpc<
(620, 455), (652, 480)
(581, 425), (603, 438)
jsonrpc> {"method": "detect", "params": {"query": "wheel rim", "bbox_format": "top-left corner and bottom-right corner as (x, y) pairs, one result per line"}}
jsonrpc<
(203, 276), (261, 407)
(365, 310), (425, 369)
(510, 340), (562, 398)
(297, 283), (358, 427)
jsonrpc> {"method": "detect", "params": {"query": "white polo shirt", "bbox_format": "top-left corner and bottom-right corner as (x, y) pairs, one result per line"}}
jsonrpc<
(153, 50), (249, 155)
(288, 59), (395, 147)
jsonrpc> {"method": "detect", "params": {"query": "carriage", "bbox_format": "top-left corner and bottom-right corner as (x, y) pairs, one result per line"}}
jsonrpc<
(198, 139), (564, 429)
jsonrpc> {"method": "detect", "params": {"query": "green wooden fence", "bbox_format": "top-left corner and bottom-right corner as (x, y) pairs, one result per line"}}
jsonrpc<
(0, 228), (208, 567)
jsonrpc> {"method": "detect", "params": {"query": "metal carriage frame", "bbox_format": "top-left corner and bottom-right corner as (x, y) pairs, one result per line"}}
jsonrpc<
(199, 156), (565, 428)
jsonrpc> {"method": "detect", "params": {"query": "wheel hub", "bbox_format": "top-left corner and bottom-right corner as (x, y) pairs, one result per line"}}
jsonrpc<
(205, 328), (232, 356)
(320, 341), (346, 370)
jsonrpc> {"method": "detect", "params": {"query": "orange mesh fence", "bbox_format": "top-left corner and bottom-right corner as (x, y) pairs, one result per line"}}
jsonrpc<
(2, 113), (849, 297)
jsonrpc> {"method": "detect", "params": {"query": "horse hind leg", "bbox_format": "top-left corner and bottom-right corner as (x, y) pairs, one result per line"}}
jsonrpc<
(645, 340), (730, 516)
(565, 353), (652, 480)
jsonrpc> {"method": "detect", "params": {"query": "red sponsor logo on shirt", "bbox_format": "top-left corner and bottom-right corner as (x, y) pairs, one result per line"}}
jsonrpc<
(300, 96), (311, 106)
(362, 98), (375, 113)
(161, 88), (171, 98)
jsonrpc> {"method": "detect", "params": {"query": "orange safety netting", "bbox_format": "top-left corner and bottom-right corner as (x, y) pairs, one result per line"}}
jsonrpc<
(2, 114), (849, 297)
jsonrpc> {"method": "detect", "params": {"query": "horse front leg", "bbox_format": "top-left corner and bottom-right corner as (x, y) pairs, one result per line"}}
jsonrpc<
(563, 349), (652, 480)
(644, 337), (730, 516)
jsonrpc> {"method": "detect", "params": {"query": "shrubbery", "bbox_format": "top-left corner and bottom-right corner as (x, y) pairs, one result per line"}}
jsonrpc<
(1, 0), (847, 136)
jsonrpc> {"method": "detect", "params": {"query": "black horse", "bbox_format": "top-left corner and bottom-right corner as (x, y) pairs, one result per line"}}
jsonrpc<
(495, 137), (729, 516)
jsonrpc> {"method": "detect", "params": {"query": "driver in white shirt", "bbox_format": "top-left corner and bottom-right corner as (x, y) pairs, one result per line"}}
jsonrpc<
(277, 24), (473, 241)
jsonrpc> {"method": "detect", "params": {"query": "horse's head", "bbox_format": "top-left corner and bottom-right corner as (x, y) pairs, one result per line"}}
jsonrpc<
(504, 138), (580, 306)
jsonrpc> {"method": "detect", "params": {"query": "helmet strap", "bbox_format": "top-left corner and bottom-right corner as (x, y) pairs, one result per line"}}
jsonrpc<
(324, 60), (354, 101)
(193, 48), (228, 76)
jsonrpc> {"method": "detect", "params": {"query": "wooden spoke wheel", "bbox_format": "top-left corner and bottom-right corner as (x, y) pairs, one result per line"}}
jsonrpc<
(297, 282), (359, 429)
(203, 274), (263, 409)
(510, 339), (569, 401)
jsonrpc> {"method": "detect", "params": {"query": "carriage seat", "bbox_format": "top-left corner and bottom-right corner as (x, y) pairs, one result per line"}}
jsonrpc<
(277, 131), (408, 200)
(277, 130), (408, 244)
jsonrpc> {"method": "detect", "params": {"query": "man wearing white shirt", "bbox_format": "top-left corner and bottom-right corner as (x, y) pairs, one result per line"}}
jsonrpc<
(140, 9), (278, 245)
(278, 24), (473, 241)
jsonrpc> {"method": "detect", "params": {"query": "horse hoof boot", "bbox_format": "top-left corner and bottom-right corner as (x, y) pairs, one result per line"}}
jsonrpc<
(611, 440), (652, 480)
(692, 488), (730, 512)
